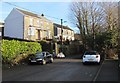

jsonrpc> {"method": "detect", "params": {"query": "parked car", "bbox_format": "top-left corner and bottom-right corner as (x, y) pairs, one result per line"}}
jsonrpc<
(82, 51), (101, 65)
(57, 52), (65, 58)
(29, 52), (54, 65)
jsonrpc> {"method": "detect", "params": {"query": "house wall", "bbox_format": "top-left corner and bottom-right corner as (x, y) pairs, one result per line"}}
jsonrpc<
(24, 16), (37, 40)
(24, 16), (54, 41)
(57, 27), (61, 37)
(24, 16), (30, 40)
(41, 17), (54, 39)
(4, 8), (24, 39)
(54, 25), (74, 41)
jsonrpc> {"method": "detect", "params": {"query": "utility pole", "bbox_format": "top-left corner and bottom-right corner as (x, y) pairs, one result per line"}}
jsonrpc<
(92, 22), (95, 50)
(61, 19), (63, 53)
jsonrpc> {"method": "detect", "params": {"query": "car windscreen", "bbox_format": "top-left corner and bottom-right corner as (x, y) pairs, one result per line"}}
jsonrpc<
(35, 53), (44, 58)
(84, 52), (96, 55)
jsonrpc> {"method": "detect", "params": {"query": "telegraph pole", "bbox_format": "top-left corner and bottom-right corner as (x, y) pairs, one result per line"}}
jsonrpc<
(61, 19), (63, 52)
(92, 22), (95, 50)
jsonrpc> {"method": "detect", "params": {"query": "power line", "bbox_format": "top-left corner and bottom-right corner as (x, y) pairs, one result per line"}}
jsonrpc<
(4, 2), (61, 20)
(3, 2), (75, 31)
(44, 15), (60, 20)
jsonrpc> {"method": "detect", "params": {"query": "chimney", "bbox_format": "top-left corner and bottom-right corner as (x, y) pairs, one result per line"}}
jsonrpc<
(41, 14), (44, 16)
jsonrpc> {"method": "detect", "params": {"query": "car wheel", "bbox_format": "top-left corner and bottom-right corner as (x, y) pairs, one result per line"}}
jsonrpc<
(42, 59), (46, 65)
(50, 58), (53, 63)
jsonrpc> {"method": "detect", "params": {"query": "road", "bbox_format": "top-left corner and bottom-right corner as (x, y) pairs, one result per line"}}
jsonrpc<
(2, 56), (118, 82)
(0, 67), (2, 83)
(0, 49), (2, 83)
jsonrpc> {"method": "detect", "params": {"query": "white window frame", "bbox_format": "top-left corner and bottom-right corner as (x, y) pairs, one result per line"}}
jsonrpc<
(28, 27), (35, 36)
(37, 20), (40, 26)
(30, 18), (33, 25)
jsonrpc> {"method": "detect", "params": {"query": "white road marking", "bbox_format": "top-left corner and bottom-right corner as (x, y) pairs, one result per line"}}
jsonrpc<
(93, 61), (104, 82)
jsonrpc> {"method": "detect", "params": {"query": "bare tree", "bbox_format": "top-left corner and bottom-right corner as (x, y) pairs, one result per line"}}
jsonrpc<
(70, 2), (85, 46)
(100, 2), (118, 31)
(70, 2), (105, 49)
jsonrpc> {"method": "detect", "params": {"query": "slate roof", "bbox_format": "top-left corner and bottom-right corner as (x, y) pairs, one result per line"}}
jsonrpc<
(53, 23), (74, 31)
(16, 8), (52, 22)
(16, 8), (40, 18)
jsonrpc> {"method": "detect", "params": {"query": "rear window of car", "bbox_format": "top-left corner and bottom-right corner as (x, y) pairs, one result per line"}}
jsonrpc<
(84, 51), (96, 55)
(36, 53), (43, 56)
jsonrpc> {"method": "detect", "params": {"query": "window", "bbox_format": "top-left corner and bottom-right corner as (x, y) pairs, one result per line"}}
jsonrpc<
(46, 52), (49, 55)
(47, 26), (50, 29)
(58, 28), (61, 35)
(28, 27), (35, 36)
(30, 18), (33, 25)
(47, 31), (51, 38)
(47, 22), (49, 25)
(37, 20), (40, 26)
(40, 21), (43, 28)
(84, 51), (96, 55)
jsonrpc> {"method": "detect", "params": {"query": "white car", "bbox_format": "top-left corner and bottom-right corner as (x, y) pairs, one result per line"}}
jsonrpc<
(57, 52), (65, 58)
(82, 51), (100, 65)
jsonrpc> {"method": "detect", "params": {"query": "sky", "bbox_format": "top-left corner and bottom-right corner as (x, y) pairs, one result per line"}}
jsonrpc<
(0, 0), (119, 33)
(0, 1), (80, 33)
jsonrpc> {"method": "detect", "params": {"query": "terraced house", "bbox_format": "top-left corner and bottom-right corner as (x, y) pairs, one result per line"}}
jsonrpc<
(4, 8), (54, 41)
(54, 23), (74, 41)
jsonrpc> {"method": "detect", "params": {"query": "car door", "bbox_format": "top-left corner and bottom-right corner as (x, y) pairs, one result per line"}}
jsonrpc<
(46, 52), (50, 62)
(42, 52), (47, 61)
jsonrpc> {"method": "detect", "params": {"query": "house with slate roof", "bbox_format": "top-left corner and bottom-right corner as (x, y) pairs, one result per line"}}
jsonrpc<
(4, 8), (54, 41)
(54, 23), (74, 41)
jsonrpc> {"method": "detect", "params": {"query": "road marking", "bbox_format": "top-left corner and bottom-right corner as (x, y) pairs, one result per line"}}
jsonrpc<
(93, 61), (104, 82)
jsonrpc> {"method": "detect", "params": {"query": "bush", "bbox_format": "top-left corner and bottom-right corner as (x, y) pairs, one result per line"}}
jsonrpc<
(2, 39), (42, 64)
(39, 40), (51, 52)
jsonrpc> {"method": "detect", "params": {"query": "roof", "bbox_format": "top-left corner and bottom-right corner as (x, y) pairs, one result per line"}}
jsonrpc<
(16, 8), (40, 18)
(53, 23), (73, 31)
(16, 8), (52, 22)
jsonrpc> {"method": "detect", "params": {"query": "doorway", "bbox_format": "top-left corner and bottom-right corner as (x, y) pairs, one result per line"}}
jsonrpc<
(38, 30), (41, 40)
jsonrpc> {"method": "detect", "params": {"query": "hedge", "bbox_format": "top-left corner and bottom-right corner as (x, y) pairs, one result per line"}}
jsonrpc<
(2, 39), (42, 64)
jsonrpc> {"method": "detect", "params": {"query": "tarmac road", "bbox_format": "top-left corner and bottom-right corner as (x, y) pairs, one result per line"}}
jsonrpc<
(2, 57), (118, 82)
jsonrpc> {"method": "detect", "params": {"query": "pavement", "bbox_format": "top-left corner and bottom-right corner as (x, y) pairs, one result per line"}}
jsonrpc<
(95, 59), (118, 82)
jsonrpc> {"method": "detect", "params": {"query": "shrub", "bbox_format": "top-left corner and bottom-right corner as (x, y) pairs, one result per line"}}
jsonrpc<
(39, 40), (51, 52)
(2, 39), (42, 64)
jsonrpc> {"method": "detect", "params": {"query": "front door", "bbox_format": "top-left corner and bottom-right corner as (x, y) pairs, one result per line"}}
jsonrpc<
(38, 30), (40, 40)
